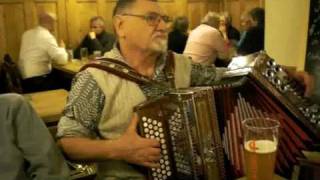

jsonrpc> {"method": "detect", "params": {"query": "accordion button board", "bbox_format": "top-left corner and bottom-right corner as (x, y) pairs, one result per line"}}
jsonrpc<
(134, 88), (225, 180)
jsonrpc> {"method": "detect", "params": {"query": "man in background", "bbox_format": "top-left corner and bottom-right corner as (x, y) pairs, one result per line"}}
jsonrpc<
(18, 12), (68, 93)
(74, 16), (116, 59)
(237, 7), (265, 55)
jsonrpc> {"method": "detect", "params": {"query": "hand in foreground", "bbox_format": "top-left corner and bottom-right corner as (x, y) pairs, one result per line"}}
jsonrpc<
(60, 40), (66, 48)
(292, 71), (315, 97)
(115, 113), (161, 168)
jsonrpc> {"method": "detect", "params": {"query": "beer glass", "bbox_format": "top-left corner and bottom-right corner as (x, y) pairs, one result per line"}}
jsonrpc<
(80, 47), (88, 61)
(242, 117), (280, 180)
(67, 49), (74, 61)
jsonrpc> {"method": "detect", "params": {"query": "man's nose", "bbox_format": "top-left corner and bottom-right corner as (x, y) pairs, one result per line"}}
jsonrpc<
(156, 18), (168, 31)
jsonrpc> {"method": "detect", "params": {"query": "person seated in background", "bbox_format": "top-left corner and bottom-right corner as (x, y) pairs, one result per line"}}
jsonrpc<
(183, 11), (230, 65)
(168, 16), (189, 53)
(74, 16), (116, 59)
(18, 12), (68, 93)
(236, 11), (253, 48)
(237, 7), (265, 55)
(219, 11), (240, 46)
(0, 93), (69, 180)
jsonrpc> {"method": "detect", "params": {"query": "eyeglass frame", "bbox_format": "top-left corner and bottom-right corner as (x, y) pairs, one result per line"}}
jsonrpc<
(119, 12), (172, 26)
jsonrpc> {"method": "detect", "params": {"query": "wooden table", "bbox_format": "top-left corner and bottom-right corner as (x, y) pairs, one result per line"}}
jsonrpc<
(53, 59), (88, 75)
(24, 89), (68, 125)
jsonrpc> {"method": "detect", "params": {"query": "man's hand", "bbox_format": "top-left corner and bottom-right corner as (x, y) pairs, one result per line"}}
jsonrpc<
(292, 71), (315, 97)
(89, 31), (96, 39)
(114, 113), (161, 168)
(59, 40), (66, 48)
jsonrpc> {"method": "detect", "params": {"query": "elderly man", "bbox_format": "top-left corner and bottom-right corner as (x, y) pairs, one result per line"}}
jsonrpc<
(74, 16), (116, 59)
(18, 12), (68, 93)
(183, 11), (230, 65)
(0, 93), (69, 180)
(56, 0), (313, 179)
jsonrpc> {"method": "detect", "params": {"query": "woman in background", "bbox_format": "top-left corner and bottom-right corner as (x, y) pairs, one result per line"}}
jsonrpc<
(168, 16), (189, 53)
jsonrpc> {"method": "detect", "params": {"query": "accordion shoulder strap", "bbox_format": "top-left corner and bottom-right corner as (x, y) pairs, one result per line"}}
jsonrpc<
(80, 58), (150, 85)
(80, 51), (176, 87)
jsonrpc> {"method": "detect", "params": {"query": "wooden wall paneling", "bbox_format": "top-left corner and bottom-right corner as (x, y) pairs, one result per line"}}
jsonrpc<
(0, 0), (22, 3)
(188, 1), (214, 30)
(159, 0), (187, 18)
(99, 0), (116, 34)
(23, 0), (37, 30)
(224, 0), (242, 30)
(3, 3), (25, 62)
(77, 1), (98, 43)
(66, 0), (79, 47)
(0, 5), (6, 62)
(57, 0), (68, 43)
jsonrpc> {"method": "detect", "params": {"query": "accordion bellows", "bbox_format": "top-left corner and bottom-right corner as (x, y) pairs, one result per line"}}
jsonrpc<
(134, 51), (320, 180)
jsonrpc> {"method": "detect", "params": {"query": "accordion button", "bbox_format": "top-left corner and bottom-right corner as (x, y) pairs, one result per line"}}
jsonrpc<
(143, 122), (148, 127)
(152, 120), (157, 125)
(122, 69), (129, 73)
(161, 144), (166, 149)
(142, 117), (147, 121)
(158, 122), (162, 127)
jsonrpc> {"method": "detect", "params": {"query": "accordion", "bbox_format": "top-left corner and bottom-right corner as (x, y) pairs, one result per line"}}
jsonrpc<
(135, 51), (320, 180)
(134, 87), (225, 180)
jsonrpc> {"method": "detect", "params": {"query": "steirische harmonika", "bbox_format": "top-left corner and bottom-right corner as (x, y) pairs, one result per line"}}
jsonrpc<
(134, 87), (225, 180)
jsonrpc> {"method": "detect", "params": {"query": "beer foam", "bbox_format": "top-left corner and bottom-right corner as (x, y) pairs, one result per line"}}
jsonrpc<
(244, 140), (277, 153)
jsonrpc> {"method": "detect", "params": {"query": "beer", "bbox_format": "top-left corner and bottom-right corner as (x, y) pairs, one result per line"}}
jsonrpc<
(244, 140), (277, 180)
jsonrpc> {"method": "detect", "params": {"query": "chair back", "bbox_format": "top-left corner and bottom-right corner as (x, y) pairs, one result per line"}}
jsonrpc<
(0, 54), (23, 93)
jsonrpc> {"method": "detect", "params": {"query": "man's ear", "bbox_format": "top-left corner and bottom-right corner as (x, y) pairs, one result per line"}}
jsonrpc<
(113, 16), (126, 38)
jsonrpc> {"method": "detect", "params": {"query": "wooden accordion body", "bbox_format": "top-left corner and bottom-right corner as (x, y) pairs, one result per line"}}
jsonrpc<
(135, 51), (320, 180)
(215, 51), (320, 179)
(134, 87), (225, 180)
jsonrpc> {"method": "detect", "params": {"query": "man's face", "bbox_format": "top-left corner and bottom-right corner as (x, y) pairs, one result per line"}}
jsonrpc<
(91, 20), (105, 35)
(240, 14), (252, 31)
(116, 0), (169, 53)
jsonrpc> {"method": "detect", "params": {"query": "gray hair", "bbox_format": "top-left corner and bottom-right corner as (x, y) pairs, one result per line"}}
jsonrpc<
(112, 0), (158, 17)
(201, 11), (220, 29)
(38, 12), (56, 25)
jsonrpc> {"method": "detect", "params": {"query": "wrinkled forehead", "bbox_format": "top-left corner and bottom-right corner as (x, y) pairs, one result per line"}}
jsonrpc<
(91, 19), (104, 26)
(127, 0), (165, 15)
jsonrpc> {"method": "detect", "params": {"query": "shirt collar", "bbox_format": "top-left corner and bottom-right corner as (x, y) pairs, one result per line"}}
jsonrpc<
(104, 43), (168, 79)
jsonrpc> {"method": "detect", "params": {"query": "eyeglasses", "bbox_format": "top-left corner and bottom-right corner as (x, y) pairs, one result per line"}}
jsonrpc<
(120, 12), (172, 26)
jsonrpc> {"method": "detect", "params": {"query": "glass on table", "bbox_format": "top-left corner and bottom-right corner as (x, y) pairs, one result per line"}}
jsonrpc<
(242, 117), (280, 180)
(80, 47), (88, 61)
(67, 49), (74, 61)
